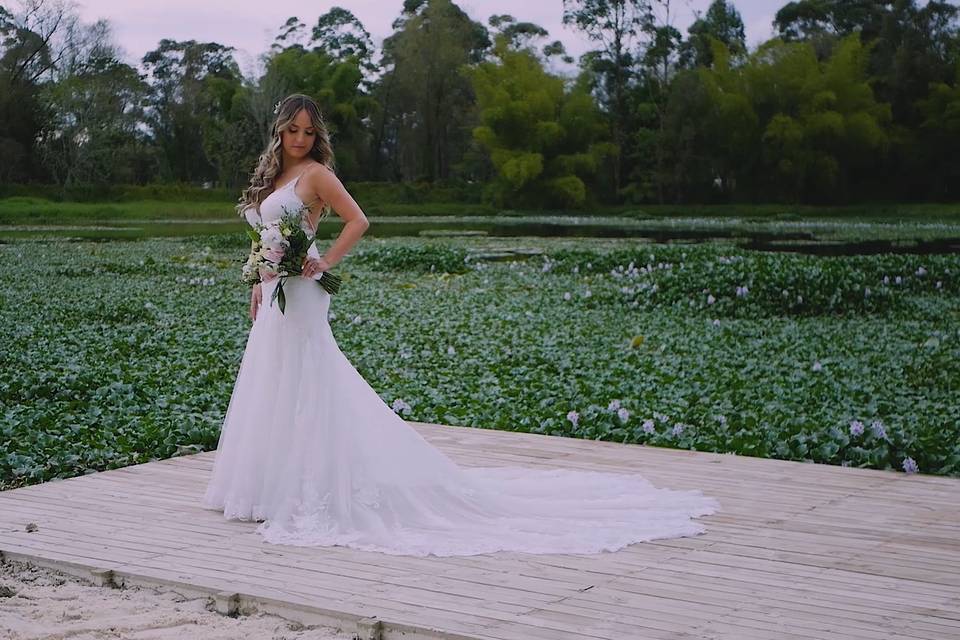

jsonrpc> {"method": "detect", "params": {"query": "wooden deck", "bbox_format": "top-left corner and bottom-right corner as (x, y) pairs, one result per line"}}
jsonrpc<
(1, 421), (958, 640)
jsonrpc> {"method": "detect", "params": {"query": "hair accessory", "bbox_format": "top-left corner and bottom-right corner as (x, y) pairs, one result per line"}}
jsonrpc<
(273, 100), (282, 115)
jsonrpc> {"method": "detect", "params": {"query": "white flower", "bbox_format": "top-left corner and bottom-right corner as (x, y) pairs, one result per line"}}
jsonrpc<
(883, 275), (890, 285)
(566, 410), (579, 427)
(617, 407), (630, 422)
(391, 398), (411, 415)
(259, 226), (286, 248)
(563, 292), (571, 301)
(583, 289), (592, 298)
(352, 315), (362, 324)
(447, 345), (456, 355)
(812, 360), (822, 372)
(895, 275), (902, 284)
(707, 294), (716, 305)
(916, 266), (927, 276)
(712, 319), (721, 327)
(864, 287), (871, 297)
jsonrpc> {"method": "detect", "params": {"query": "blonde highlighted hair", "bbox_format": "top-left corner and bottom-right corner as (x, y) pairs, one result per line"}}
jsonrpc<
(237, 93), (336, 221)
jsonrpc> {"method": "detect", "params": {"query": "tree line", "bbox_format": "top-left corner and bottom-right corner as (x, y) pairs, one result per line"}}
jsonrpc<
(1, 0), (958, 206)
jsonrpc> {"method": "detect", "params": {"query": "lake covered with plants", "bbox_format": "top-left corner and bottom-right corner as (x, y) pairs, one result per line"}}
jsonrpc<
(2, 232), (957, 489)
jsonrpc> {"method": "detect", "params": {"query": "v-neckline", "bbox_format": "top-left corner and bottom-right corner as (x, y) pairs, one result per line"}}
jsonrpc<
(274, 168), (308, 194)
(260, 168), (319, 232)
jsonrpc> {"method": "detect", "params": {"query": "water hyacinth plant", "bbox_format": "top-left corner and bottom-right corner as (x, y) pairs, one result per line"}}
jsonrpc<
(1, 236), (957, 489)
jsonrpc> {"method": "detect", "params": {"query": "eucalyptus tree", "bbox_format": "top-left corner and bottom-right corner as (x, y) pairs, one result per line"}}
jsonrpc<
(562, 0), (649, 192)
(374, 0), (490, 182)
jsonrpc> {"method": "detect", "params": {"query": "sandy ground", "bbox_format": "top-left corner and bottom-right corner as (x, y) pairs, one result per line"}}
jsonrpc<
(0, 558), (353, 639)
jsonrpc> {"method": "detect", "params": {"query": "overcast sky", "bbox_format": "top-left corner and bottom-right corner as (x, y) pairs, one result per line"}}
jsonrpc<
(72, 0), (782, 76)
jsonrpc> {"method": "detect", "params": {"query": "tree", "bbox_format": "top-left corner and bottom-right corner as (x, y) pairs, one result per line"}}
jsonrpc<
(262, 44), (374, 179)
(374, 0), (490, 181)
(680, 0), (746, 68)
(774, 0), (891, 42)
(752, 36), (891, 202)
(0, 0), (81, 182)
(661, 40), (758, 201)
(36, 18), (152, 188)
(310, 7), (376, 78)
(141, 38), (243, 183)
(562, 0), (649, 194)
(917, 65), (960, 199)
(467, 37), (613, 208)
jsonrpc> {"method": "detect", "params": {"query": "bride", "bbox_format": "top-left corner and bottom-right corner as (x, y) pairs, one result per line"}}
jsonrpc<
(201, 93), (720, 556)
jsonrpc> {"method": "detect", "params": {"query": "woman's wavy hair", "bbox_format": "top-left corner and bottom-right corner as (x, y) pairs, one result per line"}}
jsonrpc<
(236, 93), (336, 221)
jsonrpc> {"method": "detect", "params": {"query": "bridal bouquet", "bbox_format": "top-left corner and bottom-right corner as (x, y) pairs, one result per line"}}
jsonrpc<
(241, 206), (341, 314)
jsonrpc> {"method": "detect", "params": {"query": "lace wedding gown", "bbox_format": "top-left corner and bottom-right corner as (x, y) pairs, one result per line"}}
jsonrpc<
(201, 171), (721, 556)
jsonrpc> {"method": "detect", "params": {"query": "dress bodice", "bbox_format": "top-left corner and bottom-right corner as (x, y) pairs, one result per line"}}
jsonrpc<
(244, 170), (317, 229)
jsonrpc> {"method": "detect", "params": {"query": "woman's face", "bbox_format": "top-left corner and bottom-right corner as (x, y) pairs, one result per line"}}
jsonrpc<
(280, 108), (316, 161)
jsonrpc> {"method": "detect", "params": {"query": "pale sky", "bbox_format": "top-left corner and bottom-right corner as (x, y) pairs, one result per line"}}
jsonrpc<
(72, 0), (781, 77)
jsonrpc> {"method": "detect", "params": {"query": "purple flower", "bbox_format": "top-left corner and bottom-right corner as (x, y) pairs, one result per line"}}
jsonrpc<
(902, 457), (919, 474)
(870, 420), (887, 439)
(672, 423), (685, 436)
(641, 419), (655, 434)
(566, 410), (579, 427)
(849, 420), (865, 436)
(617, 407), (630, 423)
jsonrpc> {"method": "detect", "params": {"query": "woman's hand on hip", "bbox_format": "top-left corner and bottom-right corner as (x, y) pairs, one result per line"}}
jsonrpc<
(302, 256), (332, 279)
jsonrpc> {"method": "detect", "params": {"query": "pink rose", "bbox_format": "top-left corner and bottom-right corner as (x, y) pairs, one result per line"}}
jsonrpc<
(265, 246), (285, 263)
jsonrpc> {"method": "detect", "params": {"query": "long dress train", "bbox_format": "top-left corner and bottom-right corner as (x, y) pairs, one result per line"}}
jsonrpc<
(201, 171), (720, 556)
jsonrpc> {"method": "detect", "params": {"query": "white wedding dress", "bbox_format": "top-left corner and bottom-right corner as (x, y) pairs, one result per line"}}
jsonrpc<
(201, 171), (721, 556)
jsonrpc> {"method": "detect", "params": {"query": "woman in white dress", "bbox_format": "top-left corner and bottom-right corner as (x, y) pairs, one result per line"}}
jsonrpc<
(201, 93), (720, 556)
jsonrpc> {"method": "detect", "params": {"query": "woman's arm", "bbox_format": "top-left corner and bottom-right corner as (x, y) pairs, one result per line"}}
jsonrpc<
(306, 164), (369, 269)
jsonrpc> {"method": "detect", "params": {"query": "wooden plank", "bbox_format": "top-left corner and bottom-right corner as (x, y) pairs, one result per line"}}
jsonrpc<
(1, 419), (958, 640)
